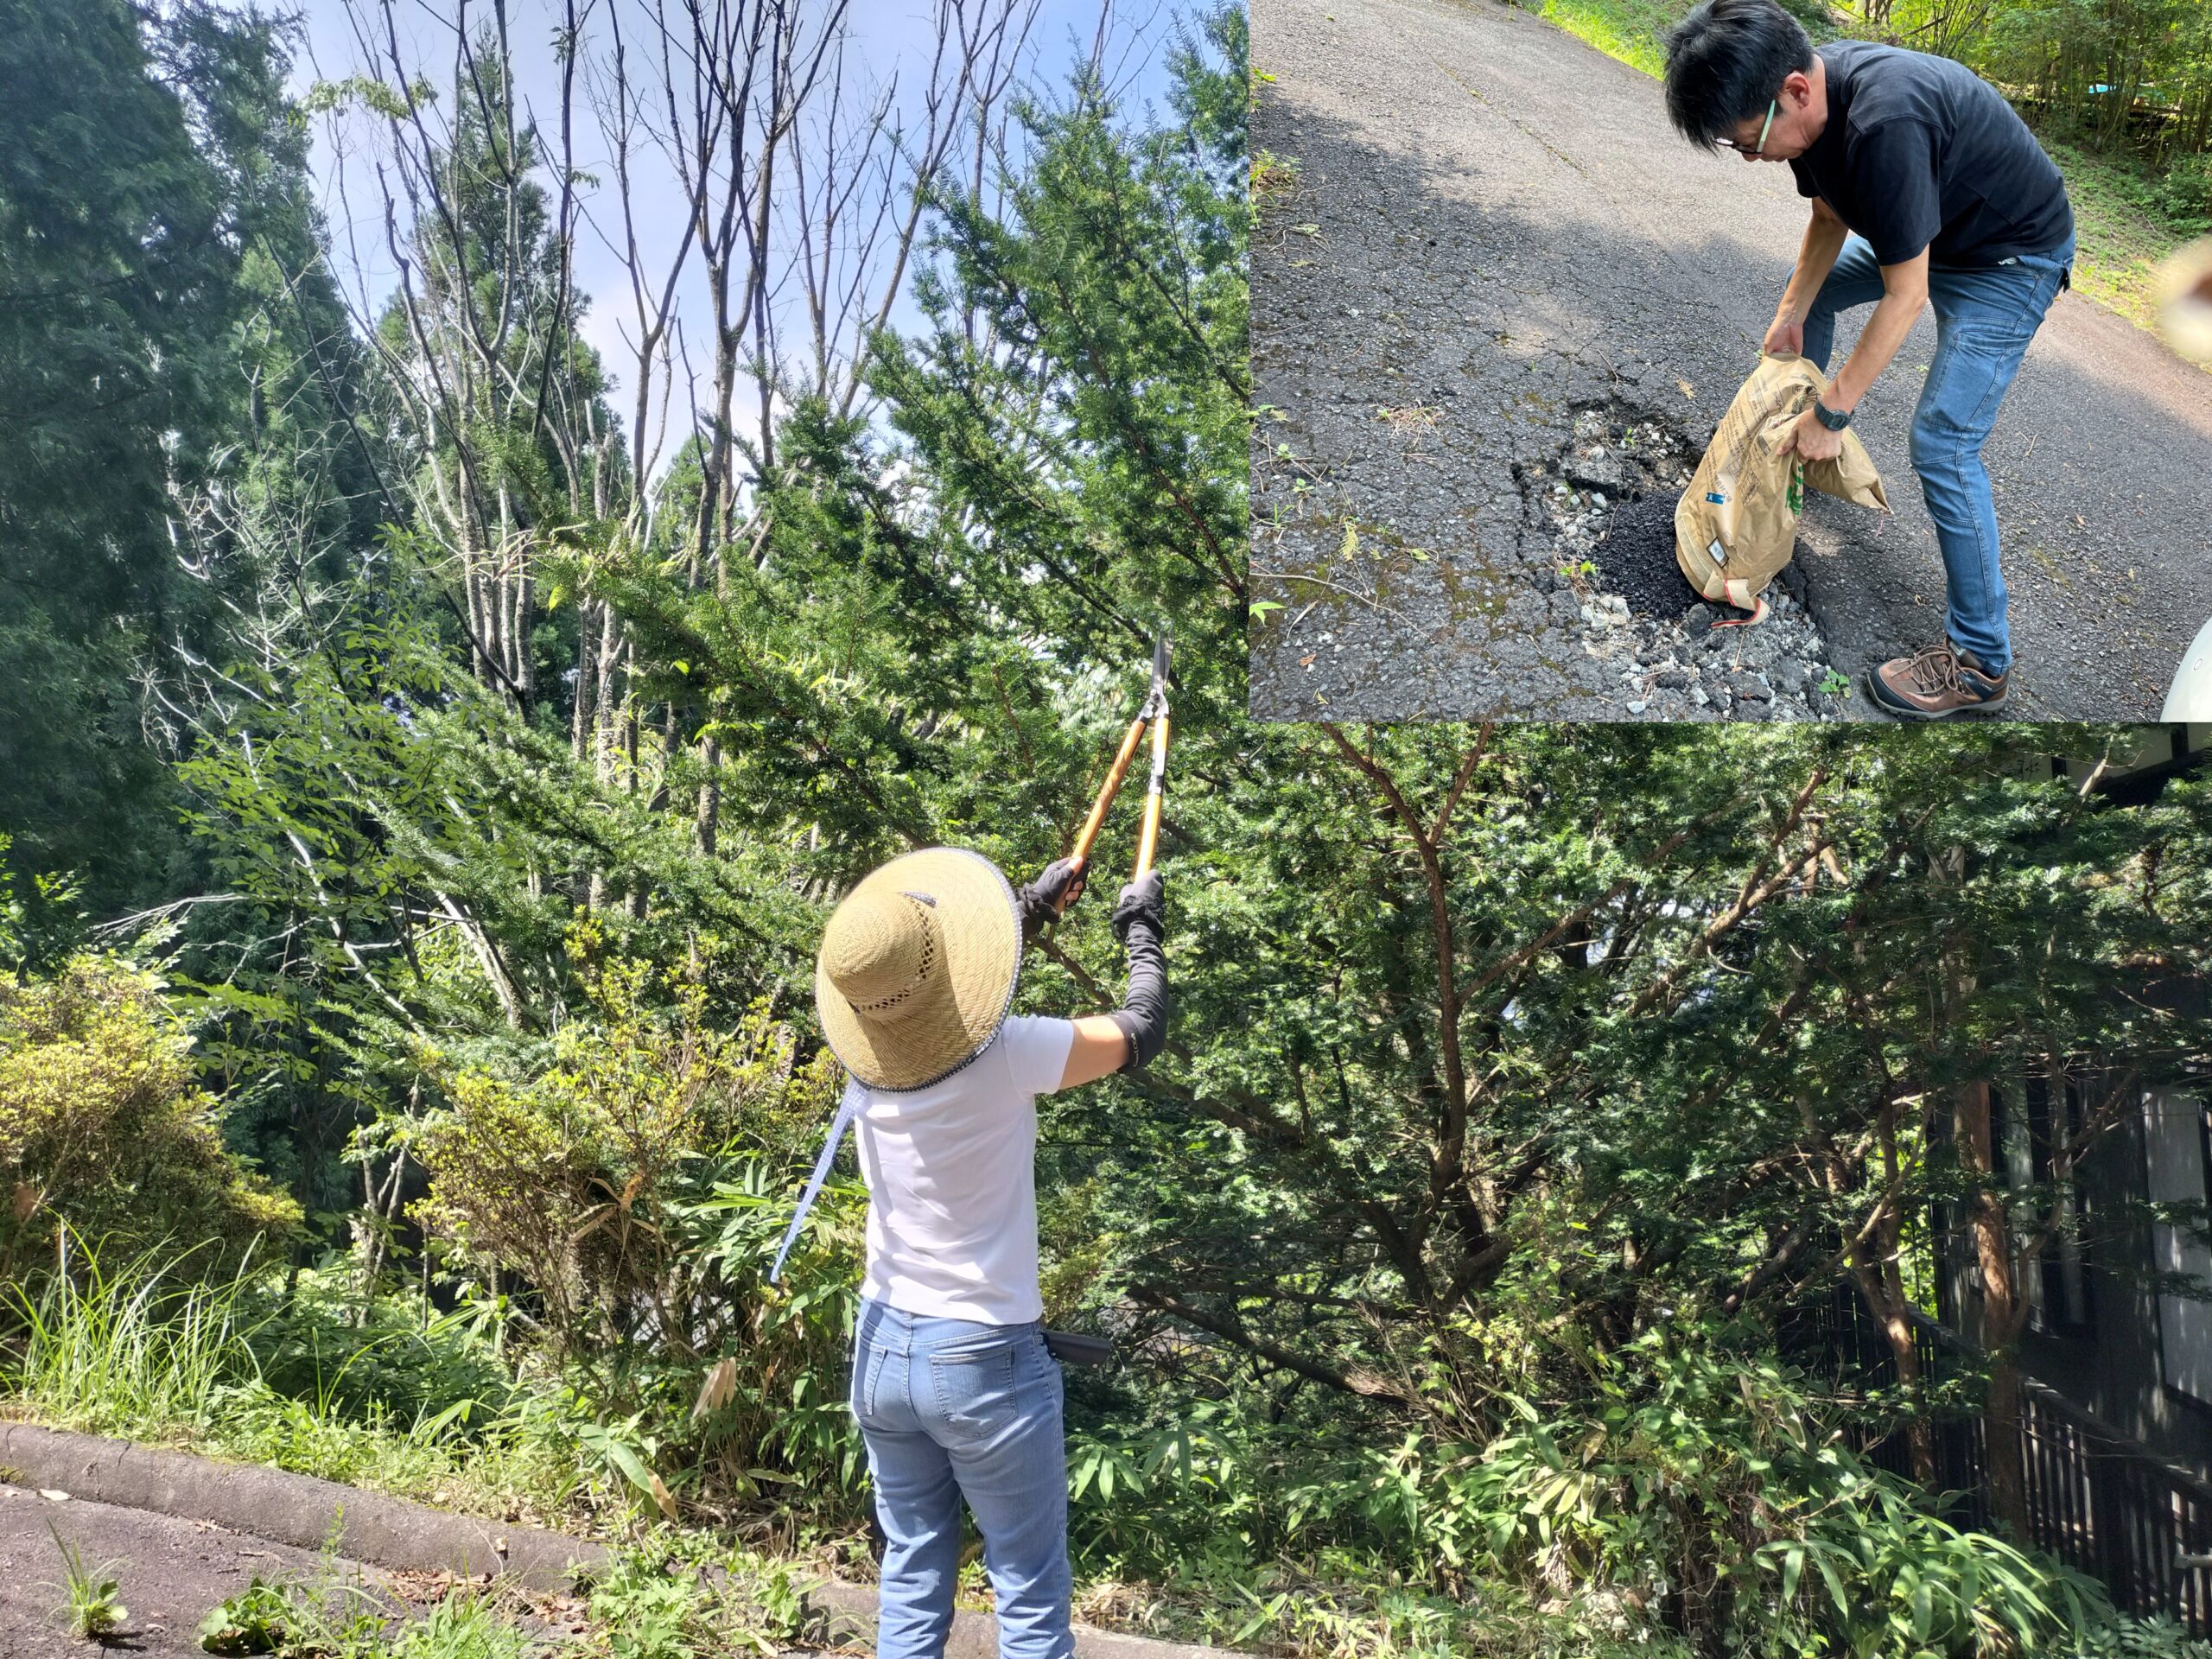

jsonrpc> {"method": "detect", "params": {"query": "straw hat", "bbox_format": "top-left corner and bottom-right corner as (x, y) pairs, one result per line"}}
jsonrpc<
(814, 848), (1022, 1092)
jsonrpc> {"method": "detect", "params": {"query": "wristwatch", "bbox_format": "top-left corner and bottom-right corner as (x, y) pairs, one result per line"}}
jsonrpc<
(1812, 398), (1852, 431)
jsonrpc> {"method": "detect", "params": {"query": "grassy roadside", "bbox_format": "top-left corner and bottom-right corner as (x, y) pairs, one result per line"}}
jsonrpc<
(2041, 135), (2195, 330)
(4, 1384), (1618, 1659)
(1510, 0), (2194, 334)
(1526, 0), (1671, 77)
(0, 1254), (1650, 1659)
(10, 1247), (2203, 1658)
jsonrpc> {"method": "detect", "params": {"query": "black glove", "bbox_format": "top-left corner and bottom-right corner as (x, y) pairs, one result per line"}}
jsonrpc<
(1108, 873), (1168, 1071)
(1111, 871), (1164, 942)
(1015, 858), (1086, 949)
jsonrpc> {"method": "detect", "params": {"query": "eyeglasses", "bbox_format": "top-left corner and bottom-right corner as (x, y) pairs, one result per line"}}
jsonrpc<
(1723, 99), (1779, 156)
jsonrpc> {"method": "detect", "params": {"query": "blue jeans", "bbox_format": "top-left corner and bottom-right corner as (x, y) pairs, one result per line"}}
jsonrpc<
(1802, 232), (2073, 676)
(849, 1300), (1072, 1659)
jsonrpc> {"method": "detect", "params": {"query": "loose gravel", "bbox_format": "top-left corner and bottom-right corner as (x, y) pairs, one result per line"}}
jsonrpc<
(1529, 407), (1855, 721)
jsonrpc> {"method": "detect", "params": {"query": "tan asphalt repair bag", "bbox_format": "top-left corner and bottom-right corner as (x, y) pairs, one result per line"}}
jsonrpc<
(1675, 352), (1889, 620)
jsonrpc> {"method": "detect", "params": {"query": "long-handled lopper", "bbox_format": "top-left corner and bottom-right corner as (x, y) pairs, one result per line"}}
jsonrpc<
(1034, 634), (1170, 1370)
(1061, 633), (1170, 912)
(769, 639), (1168, 1374)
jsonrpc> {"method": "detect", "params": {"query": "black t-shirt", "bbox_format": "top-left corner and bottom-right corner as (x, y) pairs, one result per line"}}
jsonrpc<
(1789, 41), (2072, 269)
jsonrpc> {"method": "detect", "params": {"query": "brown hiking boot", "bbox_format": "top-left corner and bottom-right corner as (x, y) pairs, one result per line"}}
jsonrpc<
(1866, 639), (2011, 719)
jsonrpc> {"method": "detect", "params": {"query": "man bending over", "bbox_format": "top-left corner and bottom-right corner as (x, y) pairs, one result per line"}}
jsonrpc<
(1664, 0), (2074, 717)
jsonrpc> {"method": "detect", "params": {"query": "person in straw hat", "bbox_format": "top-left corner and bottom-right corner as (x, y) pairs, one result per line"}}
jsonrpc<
(813, 845), (1167, 1659)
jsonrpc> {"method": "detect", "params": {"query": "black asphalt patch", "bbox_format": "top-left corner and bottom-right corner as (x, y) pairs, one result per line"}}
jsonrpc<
(1593, 492), (1704, 620)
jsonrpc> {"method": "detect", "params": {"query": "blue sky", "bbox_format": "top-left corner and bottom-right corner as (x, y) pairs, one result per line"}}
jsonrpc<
(257, 0), (1198, 464)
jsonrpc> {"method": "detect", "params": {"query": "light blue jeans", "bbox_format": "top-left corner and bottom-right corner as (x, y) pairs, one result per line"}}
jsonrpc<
(849, 1300), (1072, 1659)
(1803, 231), (2074, 676)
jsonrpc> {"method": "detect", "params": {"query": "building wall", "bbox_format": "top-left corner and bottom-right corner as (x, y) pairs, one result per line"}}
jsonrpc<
(2013, 734), (2212, 1472)
(2137, 1084), (2212, 1471)
(1934, 1073), (2212, 1478)
(2022, 1090), (2212, 1472)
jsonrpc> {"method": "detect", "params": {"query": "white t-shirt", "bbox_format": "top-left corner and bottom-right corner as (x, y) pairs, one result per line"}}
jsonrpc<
(853, 1014), (1076, 1325)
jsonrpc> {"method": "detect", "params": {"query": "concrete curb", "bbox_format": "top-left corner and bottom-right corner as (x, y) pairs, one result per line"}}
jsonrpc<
(0, 1421), (605, 1591)
(0, 1422), (1221, 1658)
(804, 1582), (1216, 1659)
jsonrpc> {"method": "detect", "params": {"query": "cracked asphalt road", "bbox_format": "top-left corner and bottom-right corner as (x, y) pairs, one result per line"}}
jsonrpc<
(0, 1482), (382, 1657)
(1247, 0), (2212, 721)
(0, 1482), (577, 1658)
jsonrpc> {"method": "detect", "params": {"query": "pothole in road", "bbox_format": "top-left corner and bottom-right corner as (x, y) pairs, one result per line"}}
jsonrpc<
(1519, 402), (1855, 721)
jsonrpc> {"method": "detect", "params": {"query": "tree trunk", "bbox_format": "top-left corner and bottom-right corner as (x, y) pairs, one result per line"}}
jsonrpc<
(571, 597), (596, 764)
(1957, 1077), (2031, 1537)
(582, 598), (619, 912)
(595, 602), (623, 785)
(463, 536), (493, 687)
(622, 640), (641, 796)
(1879, 1247), (1936, 1484)
(696, 734), (720, 857)
(690, 337), (735, 858)
(513, 566), (535, 702)
(1849, 1255), (1936, 1484)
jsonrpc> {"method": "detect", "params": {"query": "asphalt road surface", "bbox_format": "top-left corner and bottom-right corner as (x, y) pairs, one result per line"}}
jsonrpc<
(1247, 0), (2212, 721)
(0, 1481), (574, 1657)
(0, 1481), (377, 1657)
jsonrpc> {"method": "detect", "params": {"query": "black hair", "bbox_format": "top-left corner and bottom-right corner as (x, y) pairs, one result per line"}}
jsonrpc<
(1662, 0), (1815, 149)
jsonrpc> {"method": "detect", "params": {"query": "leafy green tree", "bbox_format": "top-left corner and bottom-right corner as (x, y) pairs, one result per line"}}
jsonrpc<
(0, 0), (386, 921)
(1046, 724), (2210, 1557)
(0, 0), (243, 904)
(160, 3), (387, 658)
(1973, 0), (2212, 161)
(873, 3), (1250, 684)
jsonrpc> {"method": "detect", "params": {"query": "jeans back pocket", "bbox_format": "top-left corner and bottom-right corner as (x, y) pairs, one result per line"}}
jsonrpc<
(928, 1341), (1023, 1442)
(849, 1341), (893, 1428)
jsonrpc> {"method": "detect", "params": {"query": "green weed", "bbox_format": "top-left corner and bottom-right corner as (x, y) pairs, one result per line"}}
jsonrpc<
(45, 1522), (128, 1638)
(384, 1593), (532, 1659)
(197, 1576), (298, 1655)
(197, 1569), (524, 1659)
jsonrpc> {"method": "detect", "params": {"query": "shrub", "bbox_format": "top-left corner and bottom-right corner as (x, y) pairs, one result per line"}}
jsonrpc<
(2155, 154), (2212, 232)
(410, 940), (836, 1358)
(0, 954), (302, 1289)
(1461, 1328), (2189, 1657)
(245, 1266), (516, 1431)
(408, 934), (864, 1521)
(1056, 1321), (2211, 1657)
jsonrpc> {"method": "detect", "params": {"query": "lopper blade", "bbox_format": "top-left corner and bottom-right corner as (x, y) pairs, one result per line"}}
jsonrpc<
(1140, 632), (1171, 719)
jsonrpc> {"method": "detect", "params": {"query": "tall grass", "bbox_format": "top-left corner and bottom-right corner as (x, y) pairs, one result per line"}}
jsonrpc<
(2, 1234), (600, 1534)
(3, 1234), (263, 1436)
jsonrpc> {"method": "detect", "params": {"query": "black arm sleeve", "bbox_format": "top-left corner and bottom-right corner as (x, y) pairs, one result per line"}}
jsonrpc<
(1107, 911), (1169, 1071)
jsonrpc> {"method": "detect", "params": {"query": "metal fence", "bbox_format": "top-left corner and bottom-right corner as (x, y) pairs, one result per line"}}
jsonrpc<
(1785, 1285), (2212, 1635)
